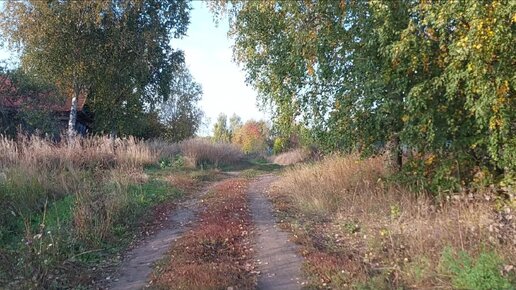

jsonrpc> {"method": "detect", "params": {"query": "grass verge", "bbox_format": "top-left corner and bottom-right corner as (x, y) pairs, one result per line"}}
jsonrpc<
(269, 155), (515, 289)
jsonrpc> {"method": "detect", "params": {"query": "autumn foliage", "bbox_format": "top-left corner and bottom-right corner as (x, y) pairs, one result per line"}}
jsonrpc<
(232, 120), (269, 154)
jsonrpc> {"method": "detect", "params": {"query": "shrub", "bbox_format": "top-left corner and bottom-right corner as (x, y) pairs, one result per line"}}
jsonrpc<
(272, 137), (285, 155)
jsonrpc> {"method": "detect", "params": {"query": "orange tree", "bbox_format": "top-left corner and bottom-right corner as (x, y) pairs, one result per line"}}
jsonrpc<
(232, 120), (269, 154)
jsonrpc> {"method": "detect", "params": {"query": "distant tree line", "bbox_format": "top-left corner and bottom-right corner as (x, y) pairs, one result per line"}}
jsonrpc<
(212, 113), (270, 154)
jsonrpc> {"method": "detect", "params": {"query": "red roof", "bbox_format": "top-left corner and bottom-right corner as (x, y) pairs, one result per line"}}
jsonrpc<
(0, 75), (86, 112)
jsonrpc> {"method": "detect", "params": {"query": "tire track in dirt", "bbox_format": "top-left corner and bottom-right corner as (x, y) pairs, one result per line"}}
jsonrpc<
(249, 175), (304, 290)
(108, 180), (223, 290)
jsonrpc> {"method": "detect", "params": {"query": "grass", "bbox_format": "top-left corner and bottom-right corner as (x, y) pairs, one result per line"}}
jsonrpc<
(270, 148), (310, 166)
(270, 154), (516, 289)
(150, 178), (256, 289)
(179, 138), (243, 168)
(0, 134), (240, 289)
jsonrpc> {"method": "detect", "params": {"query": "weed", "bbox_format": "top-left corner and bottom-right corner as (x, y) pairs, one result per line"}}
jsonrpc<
(179, 138), (243, 168)
(343, 221), (360, 234)
(439, 247), (515, 290)
(0, 134), (188, 288)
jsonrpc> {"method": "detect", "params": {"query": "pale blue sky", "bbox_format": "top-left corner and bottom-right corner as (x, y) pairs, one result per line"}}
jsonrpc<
(0, 1), (266, 135)
(174, 1), (266, 134)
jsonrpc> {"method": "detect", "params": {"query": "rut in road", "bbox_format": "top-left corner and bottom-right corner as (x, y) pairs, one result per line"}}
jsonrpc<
(108, 180), (222, 290)
(249, 175), (304, 290)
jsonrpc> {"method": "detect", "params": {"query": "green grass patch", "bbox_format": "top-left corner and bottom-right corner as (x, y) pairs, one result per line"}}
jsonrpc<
(439, 247), (515, 290)
(0, 165), (187, 288)
(128, 179), (182, 207)
(220, 159), (282, 173)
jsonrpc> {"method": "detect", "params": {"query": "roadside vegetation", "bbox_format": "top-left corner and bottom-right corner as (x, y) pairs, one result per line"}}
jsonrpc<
(271, 155), (515, 289)
(207, 2), (516, 288)
(0, 135), (245, 288)
(0, 0), (514, 289)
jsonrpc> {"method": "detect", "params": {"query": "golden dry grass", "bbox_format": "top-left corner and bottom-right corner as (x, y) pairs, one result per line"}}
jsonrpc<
(270, 148), (310, 166)
(179, 138), (243, 168)
(272, 154), (516, 288)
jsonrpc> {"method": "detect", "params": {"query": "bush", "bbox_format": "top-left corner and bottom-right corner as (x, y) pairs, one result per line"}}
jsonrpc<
(272, 137), (285, 155)
(439, 247), (514, 290)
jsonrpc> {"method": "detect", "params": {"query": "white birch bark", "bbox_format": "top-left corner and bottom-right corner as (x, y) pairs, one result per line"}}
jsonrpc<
(67, 88), (79, 138)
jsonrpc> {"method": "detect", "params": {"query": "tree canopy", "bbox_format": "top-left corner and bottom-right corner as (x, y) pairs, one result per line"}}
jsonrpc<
(211, 0), (515, 192)
(0, 0), (197, 138)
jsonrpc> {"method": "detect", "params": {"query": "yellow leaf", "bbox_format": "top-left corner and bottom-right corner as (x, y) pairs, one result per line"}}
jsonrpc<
(425, 154), (435, 165)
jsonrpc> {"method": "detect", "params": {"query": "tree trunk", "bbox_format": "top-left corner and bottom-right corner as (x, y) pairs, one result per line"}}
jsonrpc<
(385, 135), (403, 172)
(389, 134), (403, 172)
(67, 87), (79, 138)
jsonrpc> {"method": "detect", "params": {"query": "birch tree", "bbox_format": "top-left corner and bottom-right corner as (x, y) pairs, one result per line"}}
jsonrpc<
(0, 0), (191, 137)
(211, 0), (515, 191)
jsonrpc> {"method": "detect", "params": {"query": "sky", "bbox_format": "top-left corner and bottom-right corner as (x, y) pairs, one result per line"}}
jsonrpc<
(173, 1), (266, 135)
(0, 1), (266, 136)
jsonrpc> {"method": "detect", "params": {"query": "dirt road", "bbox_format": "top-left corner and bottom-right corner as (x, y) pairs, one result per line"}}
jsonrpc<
(109, 182), (217, 290)
(109, 173), (304, 289)
(249, 175), (304, 290)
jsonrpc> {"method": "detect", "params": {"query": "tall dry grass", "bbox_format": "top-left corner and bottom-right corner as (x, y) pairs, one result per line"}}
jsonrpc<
(147, 139), (181, 161)
(273, 154), (515, 288)
(179, 138), (243, 168)
(0, 134), (173, 287)
(0, 134), (245, 246)
(276, 154), (386, 214)
(0, 135), (159, 243)
(1, 135), (157, 171)
(270, 148), (310, 166)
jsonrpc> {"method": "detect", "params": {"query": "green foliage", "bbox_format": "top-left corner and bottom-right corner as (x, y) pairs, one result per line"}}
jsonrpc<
(159, 155), (185, 169)
(343, 221), (360, 234)
(211, 0), (515, 193)
(272, 137), (285, 155)
(212, 113), (232, 143)
(0, 0), (193, 136)
(0, 66), (61, 137)
(159, 64), (204, 142)
(439, 247), (514, 290)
